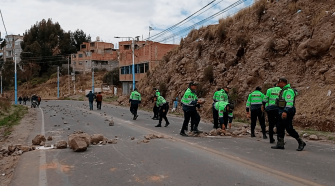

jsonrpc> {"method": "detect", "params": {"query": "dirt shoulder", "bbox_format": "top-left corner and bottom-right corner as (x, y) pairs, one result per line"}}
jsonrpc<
(0, 108), (38, 186)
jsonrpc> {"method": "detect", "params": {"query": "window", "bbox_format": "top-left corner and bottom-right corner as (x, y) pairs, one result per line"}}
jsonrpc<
(139, 64), (144, 73)
(79, 54), (83, 58)
(90, 43), (95, 47)
(134, 64), (138, 74)
(121, 67), (125, 74)
(6, 44), (11, 48)
(6, 51), (12, 56)
(125, 66), (130, 74)
(124, 45), (131, 50)
(15, 41), (20, 46)
(79, 62), (83, 65)
(144, 63), (149, 72)
(81, 44), (86, 49)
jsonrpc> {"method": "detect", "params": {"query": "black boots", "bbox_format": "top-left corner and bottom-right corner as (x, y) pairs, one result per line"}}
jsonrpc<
(155, 123), (162, 127)
(271, 137), (285, 149)
(251, 132), (256, 137)
(133, 115), (138, 120)
(270, 138), (275, 144)
(296, 138), (306, 151)
(164, 123), (170, 127)
(193, 127), (203, 134)
(180, 130), (188, 136)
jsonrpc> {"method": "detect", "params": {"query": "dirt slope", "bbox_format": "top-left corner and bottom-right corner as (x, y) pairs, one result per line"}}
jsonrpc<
(137, 0), (335, 131)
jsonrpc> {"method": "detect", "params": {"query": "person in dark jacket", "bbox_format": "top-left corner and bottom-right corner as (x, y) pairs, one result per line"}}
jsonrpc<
(86, 91), (96, 110)
(18, 96), (23, 104)
(96, 92), (103, 110)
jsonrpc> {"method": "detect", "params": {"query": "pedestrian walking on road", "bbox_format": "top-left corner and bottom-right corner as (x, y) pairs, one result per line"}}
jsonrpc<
(152, 88), (160, 120)
(96, 92), (102, 110)
(18, 96), (22, 104)
(246, 87), (267, 139)
(153, 95), (170, 127)
(262, 83), (282, 144)
(180, 82), (205, 136)
(129, 88), (141, 120)
(86, 91), (96, 110)
(23, 96), (27, 105)
(37, 95), (41, 107)
(271, 78), (306, 151)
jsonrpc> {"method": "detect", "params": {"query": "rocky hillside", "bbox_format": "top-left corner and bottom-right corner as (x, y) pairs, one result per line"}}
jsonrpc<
(137, 0), (335, 131)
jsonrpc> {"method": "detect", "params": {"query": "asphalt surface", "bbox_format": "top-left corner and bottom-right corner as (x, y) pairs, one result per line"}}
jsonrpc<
(10, 100), (335, 186)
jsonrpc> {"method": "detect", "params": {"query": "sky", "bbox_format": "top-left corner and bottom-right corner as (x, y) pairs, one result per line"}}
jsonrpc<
(0, 0), (253, 47)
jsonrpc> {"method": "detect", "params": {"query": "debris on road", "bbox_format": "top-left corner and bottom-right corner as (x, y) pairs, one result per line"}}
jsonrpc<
(32, 135), (46, 145)
(70, 137), (88, 152)
(131, 137), (135, 140)
(47, 136), (53, 141)
(55, 140), (68, 149)
(109, 119), (114, 126)
(108, 139), (117, 144)
(63, 121), (68, 124)
(144, 134), (165, 140)
(91, 134), (104, 144)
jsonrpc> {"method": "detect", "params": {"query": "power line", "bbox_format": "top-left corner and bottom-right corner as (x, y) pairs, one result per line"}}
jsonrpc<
(148, 0), (217, 40)
(151, 0), (226, 41)
(0, 9), (8, 37)
(156, 0), (245, 43)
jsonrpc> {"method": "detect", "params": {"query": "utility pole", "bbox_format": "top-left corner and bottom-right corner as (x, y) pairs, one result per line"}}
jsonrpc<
(92, 62), (94, 93)
(14, 53), (17, 105)
(72, 57), (76, 95)
(57, 66), (59, 98)
(131, 38), (135, 90)
(0, 71), (2, 95)
(68, 57), (70, 95)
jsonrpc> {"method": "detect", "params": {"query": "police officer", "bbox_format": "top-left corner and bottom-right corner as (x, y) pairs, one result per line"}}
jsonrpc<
(129, 88), (141, 120)
(153, 95), (170, 127)
(262, 83), (281, 143)
(271, 78), (306, 151)
(152, 88), (160, 120)
(212, 87), (229, 129)
(180, 82), (205, 136)
(214, 101), (234, 130)
(246, 87), (267, 139)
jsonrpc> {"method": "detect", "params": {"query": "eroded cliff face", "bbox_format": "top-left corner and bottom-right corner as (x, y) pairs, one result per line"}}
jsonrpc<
(138, 0), (335, 131)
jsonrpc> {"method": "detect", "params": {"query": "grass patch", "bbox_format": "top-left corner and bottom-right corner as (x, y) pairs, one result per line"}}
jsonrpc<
(103, 96), (119, 102)
(0, 105), (28, 136)
(78, 96), (84, 101)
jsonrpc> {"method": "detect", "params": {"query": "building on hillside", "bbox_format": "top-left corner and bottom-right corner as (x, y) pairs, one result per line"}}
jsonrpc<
(71, 37), (119, 73)
(3, 34), (23, 63)
(119, 40), (177, 95)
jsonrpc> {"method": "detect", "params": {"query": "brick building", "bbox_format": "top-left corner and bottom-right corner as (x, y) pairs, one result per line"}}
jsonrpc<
(71, 38), (118, 73)
(119, 40), (177, 94)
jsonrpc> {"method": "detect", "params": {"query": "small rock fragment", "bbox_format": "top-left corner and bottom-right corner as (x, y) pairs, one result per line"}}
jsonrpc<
(47, 136), (53, 141)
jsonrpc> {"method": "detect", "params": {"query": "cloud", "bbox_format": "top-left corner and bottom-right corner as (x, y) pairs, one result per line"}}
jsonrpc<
(0, 0), (252, 46)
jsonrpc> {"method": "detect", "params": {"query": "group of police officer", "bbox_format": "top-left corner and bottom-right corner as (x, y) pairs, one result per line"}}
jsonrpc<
(128, 77), (306, 151)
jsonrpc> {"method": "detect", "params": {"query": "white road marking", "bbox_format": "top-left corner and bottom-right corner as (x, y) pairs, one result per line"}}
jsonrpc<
(39, 107), (47, 186)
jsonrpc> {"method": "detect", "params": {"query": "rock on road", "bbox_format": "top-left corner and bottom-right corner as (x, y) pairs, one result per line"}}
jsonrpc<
(10, 101), (335, 186)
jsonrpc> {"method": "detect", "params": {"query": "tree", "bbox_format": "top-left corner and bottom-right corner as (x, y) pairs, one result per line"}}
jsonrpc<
(20, 19), (90, 77)
(0, 38), (6, 50)
(71, 29), (91, 51)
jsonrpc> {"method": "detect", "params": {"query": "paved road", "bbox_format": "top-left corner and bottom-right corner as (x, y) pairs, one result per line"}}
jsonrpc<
(10, 100), (335, 186)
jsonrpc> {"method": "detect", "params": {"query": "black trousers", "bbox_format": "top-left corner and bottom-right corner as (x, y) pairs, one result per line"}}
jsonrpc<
(153, 104), (159, 118)
(267, 109), (278, 140)
(251, 108), (266, 134)
(277, 111), (299, 139)
(159, 104), (170, 124)
(219, 113), (229, 129)
(130, 104), (138, 116)
(97, 101), (102, 110)
(181, 110), (200, 132)
(212, 105), (219, 129)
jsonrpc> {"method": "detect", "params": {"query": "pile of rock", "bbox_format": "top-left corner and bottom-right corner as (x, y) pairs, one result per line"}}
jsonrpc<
(138, 133), (166, 144)
(0, 144), (35, 158)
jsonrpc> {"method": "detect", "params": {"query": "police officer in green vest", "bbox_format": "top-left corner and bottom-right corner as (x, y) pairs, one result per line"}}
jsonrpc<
(180, 82), (205, 136)
(214, 101), (234, 130)
(153, 95), (170, 127)
(262, 83), (282, 143)
(152, 88), (160, 120)
(129, 88), (141, 120)
(246, 87), (267, 139)
(271, 78), (306, 151)
(212, 87), (229, 129)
